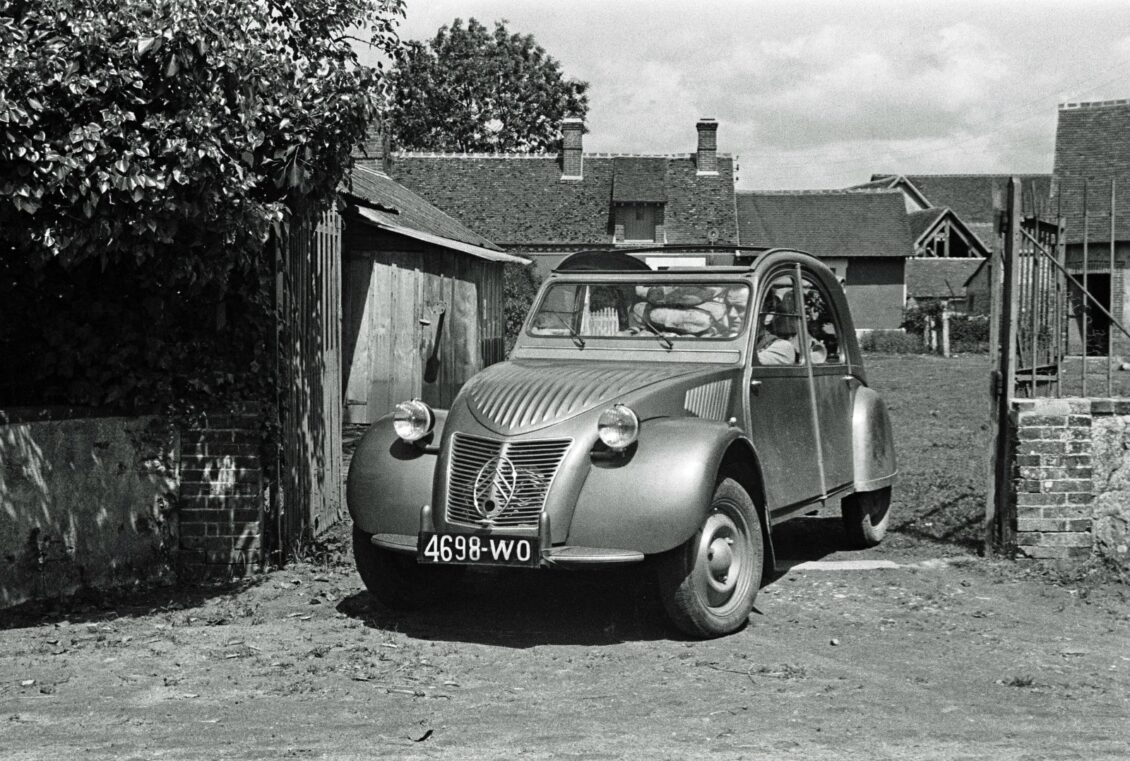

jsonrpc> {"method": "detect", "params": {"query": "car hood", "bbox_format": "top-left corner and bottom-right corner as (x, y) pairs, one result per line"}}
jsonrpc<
(459, 359), (733, 436)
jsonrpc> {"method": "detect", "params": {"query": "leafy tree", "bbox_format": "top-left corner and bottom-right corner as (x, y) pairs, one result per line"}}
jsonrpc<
(0, 0), (404, 408)
(388, 17), (588, 153)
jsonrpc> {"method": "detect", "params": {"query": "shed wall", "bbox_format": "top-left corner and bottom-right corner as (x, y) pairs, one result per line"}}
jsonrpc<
(844, 258), (907, 330)
(343, 226), (504, 423)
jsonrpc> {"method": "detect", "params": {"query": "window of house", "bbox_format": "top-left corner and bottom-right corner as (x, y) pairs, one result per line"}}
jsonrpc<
(617, 204), (662, 242)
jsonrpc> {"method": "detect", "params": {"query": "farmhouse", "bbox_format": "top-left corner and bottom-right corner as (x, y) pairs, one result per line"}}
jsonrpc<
(855, 173), (1052, 249)
(379, 118), (739, 274)
(1052, 99), (1130, 357)
(735, 190), (914, 331)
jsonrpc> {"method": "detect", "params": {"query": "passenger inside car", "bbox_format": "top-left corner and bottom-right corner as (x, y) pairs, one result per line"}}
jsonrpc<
(755, 290), (799, 365)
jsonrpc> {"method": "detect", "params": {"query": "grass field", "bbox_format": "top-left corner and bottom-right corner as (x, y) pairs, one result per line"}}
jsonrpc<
(862, 352), (992, 554)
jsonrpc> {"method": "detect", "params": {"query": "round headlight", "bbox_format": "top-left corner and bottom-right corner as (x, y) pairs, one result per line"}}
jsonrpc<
(393, 399), (435, 442)
(597, 404), (639, 450)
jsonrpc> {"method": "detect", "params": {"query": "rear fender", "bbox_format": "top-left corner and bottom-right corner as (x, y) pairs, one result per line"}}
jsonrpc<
(852, 386), (897, 491)
(566, 418), (769, 556)
(346, 410), (447, 536)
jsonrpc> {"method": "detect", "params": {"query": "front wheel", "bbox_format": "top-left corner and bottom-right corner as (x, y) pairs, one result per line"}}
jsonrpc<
(353, 526), (460, 610)
(656, 478), (764, 638)
(841, 487), (892, 548)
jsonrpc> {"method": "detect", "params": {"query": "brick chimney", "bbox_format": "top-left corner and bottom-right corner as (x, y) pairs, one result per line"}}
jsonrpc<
(352, 122), (391, 174)
(696, 118), (718, 176)
(561, 117), (584, 180)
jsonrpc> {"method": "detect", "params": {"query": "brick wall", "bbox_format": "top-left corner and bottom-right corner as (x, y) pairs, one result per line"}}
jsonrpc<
(1011, 397), (1130, 568)
(176, 407), (265, 581)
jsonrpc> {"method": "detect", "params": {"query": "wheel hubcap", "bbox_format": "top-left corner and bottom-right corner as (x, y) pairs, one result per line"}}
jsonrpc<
(693, 505), (752, 611)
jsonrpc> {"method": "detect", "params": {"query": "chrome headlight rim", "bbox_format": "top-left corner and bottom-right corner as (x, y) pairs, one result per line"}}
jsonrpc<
(393, 399), (435, 442)
(597, 404), (640, 451)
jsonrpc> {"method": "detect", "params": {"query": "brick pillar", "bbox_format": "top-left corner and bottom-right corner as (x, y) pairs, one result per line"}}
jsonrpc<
(1012, 398), (1094, 560)
(561, 117), (583, 180)
(176, 406), (264, 581)
(696, 118), (719, 175)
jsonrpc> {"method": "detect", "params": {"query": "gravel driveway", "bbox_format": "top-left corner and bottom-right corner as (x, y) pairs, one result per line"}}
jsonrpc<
(1, 517), (1128, 760)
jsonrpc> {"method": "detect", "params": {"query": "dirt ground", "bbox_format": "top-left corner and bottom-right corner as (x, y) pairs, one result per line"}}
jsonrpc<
(1, 514), (1128, 761)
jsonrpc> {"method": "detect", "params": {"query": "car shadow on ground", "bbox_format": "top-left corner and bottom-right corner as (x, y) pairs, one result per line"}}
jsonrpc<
(335, 516), (856, 648)
(337, 563), (677, 648)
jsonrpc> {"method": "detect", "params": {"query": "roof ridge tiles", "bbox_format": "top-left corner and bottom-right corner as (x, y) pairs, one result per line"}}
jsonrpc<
(739, 188), (902, 195)
(901, 172), (1051, 178)
(392, 151), (731, 160)
(1059, 98), (1130, 111)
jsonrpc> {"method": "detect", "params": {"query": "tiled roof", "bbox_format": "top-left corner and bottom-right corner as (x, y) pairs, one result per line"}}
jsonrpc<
(900, 174), (1053, 224)
(735, 190), (913, 258)
(343, 166), (502, 251)
(1053, 99), (1130, 243)
(850, 175), (932, 210)
(383, 152), (738, 247)
(907, 208), (948, 241)
(905, 258), (984, 299)
(612, 157), (668, 203)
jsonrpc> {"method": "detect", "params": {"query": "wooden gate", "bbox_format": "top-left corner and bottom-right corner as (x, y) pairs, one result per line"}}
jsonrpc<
(985, 177), (1130, 552)
(275, 207), (344, 559)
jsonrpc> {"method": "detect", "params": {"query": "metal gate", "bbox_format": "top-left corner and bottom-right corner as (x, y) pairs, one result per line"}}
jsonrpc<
(274, 207), (344, 561)
(986, 177), (1130, 551)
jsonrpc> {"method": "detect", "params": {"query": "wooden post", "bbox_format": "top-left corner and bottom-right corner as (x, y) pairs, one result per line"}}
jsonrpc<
(1109, 178), (1116, 395)
(941, 303), (951, 358)
(986, 178), (1022, 555)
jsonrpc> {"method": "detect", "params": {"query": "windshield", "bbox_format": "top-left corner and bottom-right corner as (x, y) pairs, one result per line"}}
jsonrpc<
(528, 281), (751, 341)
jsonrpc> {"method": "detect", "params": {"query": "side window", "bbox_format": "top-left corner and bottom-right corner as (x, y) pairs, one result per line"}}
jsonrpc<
(801, 275), (843, 364)
(755, 273), (803, 366)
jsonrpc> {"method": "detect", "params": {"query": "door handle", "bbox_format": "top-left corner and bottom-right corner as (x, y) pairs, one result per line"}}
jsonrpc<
(749, 380), (762, 389)
(841, 374), (855, 385)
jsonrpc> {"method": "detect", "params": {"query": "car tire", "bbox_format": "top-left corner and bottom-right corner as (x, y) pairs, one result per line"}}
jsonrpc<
(352, 526), (459, 610)
(656, 478), (763, 638)
(841, 487), (892, 548)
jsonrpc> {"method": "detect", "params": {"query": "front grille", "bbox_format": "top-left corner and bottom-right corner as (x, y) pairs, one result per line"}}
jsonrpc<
(446, 433), (572, 528)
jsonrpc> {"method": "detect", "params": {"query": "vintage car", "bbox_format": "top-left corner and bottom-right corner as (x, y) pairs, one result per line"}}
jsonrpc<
(347, 247), (897, 638)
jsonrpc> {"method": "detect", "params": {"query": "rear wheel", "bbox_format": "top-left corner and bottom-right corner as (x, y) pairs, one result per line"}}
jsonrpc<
(841, 487), (892, 548)
(657, 478), (764, 638)
(353, 526), (460, 610)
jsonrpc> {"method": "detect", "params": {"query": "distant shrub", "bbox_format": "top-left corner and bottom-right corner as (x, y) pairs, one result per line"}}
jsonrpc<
(949, 314), (990, 353)
(902, 303), (990, 354)
(859, 331), (924, 354)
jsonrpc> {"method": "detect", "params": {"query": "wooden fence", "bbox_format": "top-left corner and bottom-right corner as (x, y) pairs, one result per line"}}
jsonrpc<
(273, 207), (344, 559)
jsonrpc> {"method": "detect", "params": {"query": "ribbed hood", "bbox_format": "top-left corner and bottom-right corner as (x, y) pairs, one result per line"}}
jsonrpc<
(460, 359), (723, 435)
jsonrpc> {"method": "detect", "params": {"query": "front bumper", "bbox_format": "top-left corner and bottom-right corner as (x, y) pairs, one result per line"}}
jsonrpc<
(370, 504), (644, 569)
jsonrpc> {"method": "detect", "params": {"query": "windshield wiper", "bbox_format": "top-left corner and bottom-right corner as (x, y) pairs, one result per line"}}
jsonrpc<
(639, 312), (674, 350)
(550, 313), (585, 348)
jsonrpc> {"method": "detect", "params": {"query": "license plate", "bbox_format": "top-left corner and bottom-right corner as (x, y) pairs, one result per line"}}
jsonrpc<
(417, 532), (539, 567)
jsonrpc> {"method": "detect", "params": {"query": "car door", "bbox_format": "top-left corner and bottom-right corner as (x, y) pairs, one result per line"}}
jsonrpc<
(748, 266), (824, 515)
(801, 269), (854, 494)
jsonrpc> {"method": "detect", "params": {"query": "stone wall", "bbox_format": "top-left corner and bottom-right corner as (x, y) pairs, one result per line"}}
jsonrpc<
(1, 408), (267, 608)
(1011, 397), (1130, 568)
(0, 413), (178, 608)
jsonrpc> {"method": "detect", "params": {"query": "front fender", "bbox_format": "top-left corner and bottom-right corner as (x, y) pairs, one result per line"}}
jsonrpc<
(566, 418), (746, 554)
(852, 387), (897, 491)
(346, 410), (447, 536)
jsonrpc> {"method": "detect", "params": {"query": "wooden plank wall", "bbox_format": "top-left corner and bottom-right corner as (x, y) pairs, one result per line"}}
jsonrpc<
(278, 208), (344, 554)
(342, 229), (505, 423)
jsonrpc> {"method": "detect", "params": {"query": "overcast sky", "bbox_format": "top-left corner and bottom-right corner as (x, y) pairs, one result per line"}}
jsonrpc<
(367, 0), (1130, 190)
